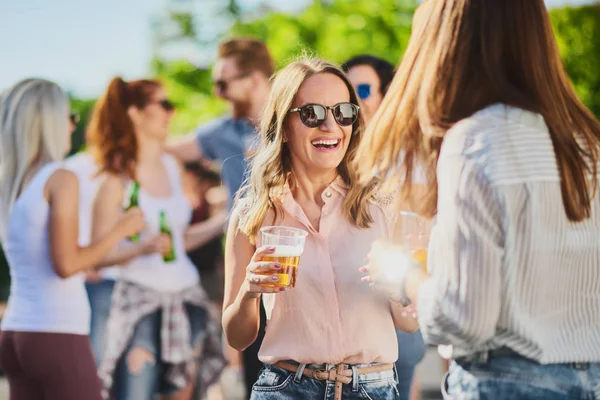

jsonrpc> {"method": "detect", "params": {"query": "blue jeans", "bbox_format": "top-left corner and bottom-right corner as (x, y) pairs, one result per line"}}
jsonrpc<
(250, 362), (399, 399)
(85, 279), (116, 366)
(113, 303), (208, 400)
(395, 329), (426, 400)
(443, 350), (600, 399)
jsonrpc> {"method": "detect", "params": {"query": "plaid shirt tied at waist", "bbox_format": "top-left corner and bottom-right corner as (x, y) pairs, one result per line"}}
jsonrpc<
(98, 280), (226, 399)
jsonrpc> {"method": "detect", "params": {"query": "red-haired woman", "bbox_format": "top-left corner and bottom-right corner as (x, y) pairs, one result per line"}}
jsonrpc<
(88, 77), (227, 399)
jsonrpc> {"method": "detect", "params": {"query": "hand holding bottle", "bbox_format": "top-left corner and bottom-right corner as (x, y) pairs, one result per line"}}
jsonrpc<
(116, 207), (146, 240)
(140, 234), (172, 257)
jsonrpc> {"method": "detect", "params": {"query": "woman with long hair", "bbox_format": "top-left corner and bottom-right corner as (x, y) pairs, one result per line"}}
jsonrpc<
(358, 0), (600, 398)
(0, 79), (144, 399)
(89, 77), (227, 399)
(343, 54), (427, 400)
(223, 58), (419, 400)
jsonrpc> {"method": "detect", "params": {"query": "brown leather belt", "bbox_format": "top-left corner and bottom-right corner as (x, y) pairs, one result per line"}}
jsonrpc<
(274, 361), (394, 400)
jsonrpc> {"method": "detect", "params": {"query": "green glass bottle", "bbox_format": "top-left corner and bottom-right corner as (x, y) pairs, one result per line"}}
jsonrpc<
(125, 181), (140, 242)
(159, 210), (175, 263)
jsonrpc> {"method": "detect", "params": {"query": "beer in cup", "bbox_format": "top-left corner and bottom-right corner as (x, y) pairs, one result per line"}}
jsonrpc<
(259, 226), (308, 288)
(400, 211), (433, 273)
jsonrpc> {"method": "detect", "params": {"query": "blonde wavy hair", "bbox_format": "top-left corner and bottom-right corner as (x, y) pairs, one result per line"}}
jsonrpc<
(237, 58), (378, 241)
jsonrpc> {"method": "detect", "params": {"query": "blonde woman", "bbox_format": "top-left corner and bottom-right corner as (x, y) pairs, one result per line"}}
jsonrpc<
(358, 0), (600, 398)
(222, 58), (418, 400)
(0, 79), (144, 400)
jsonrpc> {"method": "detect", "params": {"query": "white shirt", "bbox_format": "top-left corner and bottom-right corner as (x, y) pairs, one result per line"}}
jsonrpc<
(64, 152), (120, 280)
(2, 163), (91, 334)
(118, 154), (199, 293)
(418, 104), (600, 363)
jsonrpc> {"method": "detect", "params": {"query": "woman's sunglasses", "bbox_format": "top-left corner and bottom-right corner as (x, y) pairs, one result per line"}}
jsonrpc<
(213, 72), (250, 93)
(288, 102), (360, 128)
(152, 99), (175, 111)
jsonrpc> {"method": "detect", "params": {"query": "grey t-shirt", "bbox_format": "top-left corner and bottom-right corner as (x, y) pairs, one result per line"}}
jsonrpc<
(196, 117), (256, 209)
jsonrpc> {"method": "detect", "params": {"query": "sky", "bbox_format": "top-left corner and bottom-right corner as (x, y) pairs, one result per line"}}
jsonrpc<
(0, 0), (596, 98)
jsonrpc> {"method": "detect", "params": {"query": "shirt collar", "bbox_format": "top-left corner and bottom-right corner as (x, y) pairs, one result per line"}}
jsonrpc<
(279, 175), (349, 200)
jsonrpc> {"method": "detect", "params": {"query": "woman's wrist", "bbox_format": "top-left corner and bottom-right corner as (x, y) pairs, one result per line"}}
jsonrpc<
(239, 281), (261, 302)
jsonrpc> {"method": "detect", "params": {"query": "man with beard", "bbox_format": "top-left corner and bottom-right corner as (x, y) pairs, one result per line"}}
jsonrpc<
(166, 37), (274, 399)
(167, 37), (274, 209)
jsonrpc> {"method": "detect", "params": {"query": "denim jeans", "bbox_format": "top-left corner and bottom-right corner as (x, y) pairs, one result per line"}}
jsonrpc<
(113, 303), (207, 400)
(395, 329), (426, 400)
(250, 362), (399, 399)
(85, 279), (116, 366)
(443, 350), (600, 399)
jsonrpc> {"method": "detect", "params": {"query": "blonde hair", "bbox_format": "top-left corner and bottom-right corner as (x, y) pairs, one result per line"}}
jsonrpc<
(0, 79), (69, 239)
(356, 0), (600, 221)
(237, 58), (377, 241)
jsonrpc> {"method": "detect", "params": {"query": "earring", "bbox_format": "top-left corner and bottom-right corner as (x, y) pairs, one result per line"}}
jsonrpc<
(283, 137), (288, 143)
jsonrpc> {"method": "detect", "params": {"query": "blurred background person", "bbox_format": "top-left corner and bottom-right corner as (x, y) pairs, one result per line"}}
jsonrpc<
(183, 162), (227, 307)
(342, 55), (395, 123)
(64, 141), (123, 368)
(166, 37), (274, 208)
(89, 77), (227, 399)
(182, 162), (236, 399)
(0, 78), (144, 400)
(167, 37), (276, 399)
(358, 0), (600, 398)
(343, 54), (427, 400)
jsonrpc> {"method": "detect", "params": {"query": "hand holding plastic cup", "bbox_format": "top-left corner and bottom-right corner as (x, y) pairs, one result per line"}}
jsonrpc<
(258, 226), (308, 289)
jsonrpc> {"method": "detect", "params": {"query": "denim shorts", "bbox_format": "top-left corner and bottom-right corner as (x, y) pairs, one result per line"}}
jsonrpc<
(442, 349), (600, 400)
(395, 329), (426, 399)
(250, 361), (399, 399)
(113, 303), (208, 399)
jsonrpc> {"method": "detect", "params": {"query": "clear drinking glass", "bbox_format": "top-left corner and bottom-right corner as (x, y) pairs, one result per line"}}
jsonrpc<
(399, 211), (434, 273)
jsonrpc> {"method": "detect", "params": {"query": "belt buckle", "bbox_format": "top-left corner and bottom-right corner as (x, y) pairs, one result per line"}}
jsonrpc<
(312, 368), (327, 380)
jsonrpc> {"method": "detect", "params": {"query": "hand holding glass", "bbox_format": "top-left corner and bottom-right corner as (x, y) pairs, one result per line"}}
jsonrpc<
(258, 226), (308, 289)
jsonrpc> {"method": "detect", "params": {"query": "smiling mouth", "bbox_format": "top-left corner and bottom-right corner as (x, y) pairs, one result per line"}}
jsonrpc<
(311, 139), (341, 150)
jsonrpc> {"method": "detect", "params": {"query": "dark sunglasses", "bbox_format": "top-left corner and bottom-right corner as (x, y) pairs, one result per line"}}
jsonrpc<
(289, 102), (360, 128)
(213, 72), (250, 93)
(70, 112), (80, 125)
(356, 84), (371, 100)
(152, 99), (175, 111)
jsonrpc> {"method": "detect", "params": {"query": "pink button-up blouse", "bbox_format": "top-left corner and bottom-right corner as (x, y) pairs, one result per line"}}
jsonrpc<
(243, 178), (399, 365)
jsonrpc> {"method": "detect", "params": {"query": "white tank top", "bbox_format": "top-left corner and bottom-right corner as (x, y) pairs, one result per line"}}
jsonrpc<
(64, 152), (120, 280)
(1, 162), (91, 334)
(118, 154), (199, 293)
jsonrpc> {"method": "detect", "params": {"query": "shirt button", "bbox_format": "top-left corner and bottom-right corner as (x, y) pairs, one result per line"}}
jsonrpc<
(325, 191), (332, 198)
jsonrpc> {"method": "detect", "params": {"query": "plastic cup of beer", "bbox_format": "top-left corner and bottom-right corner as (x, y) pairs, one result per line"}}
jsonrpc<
(400, 211), (433, 273)
(260, 226), (308, 289)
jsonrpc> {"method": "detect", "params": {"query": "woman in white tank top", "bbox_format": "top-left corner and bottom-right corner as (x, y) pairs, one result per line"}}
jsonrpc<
(0, 79), (145, 400)
(87, 77), (226, 399)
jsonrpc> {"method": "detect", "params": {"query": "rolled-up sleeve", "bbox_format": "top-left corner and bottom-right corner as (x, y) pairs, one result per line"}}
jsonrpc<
(417, 130), (505, 347)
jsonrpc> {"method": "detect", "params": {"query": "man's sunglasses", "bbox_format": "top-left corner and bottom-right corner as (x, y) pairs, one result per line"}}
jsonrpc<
(70, 112), (80, 125)
(213, 72), (250, 93)
(356, 84), (371, 100)
(152, 99), (175, 111)
(288, 102), (360, 128)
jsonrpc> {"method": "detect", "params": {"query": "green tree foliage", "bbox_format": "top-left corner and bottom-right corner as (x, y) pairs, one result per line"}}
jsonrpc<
(154, 0), (598, 133)
(550, 4), (600, 117)
(69, 97), (97, 155)
(230, 0), (415, 68)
